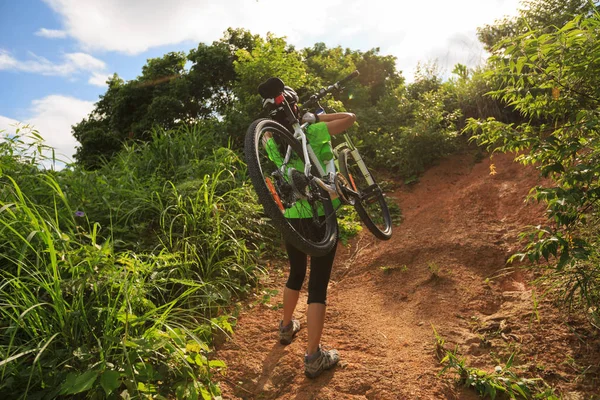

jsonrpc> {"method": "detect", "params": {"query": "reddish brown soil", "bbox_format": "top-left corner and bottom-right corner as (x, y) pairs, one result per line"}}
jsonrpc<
(216, 151), (600, 399)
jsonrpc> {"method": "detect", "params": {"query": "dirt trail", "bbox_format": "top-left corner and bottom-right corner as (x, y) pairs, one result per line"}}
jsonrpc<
(216, 151), (600, 399)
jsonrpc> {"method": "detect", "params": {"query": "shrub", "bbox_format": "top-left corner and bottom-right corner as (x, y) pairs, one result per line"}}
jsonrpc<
(0, 126), (269, 398)
(467, 11), (600, 327)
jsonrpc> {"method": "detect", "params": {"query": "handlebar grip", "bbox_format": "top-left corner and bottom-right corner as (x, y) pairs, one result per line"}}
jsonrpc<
(338, 70), (360, 86)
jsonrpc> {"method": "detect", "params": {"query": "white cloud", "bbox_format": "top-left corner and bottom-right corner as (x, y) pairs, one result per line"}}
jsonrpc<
(64, 52), (106, 71)
(35, 28), (68, 39)
(88, 71), (111, 87)
(0, 49), (108, 85)
(42, 0), (520, 78)
(0, 50), (18, 69)
(0, 115), (20, 133)
(0, 95), (95, 164)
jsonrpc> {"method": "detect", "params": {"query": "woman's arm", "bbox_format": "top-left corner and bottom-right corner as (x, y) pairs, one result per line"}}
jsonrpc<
(319, 112), (356, 135)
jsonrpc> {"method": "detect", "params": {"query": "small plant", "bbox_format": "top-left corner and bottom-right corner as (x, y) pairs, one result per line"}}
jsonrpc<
(404, 175), (419, 185)
(387, 199), (404, 225)
(428, 261), (441, 278)
(380, 264), (408, 275)
(531, 289), (541, 324)
(432, 324), (446, 360)
(438, 348), (559, 399)
(337, 206), (363, 245)
(257, 288), (279, 305)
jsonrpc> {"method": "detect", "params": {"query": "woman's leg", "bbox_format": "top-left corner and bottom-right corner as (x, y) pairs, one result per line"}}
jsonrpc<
(305, 238), (337, 355)
(282, 219), (307, 326)
(306, 303), (327, 355)
(282, 287), (300, 326)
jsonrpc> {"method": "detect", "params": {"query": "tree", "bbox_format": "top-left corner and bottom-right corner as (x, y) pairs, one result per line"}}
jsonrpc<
(477, 0), (596, 52)
(73, 29), (258, 169)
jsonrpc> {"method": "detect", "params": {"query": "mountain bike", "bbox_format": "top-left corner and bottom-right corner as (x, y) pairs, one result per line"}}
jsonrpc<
(244, 70), (392, 257)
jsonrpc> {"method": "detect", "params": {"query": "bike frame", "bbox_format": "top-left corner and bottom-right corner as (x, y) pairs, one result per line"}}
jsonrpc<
(278, 119), (374, 199)
(271, 71), (372, 198)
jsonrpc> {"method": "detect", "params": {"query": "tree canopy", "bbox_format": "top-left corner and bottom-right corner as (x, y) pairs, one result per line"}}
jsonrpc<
(72, 29), (408, 169)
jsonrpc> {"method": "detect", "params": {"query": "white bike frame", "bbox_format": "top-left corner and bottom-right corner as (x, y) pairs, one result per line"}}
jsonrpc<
(278, 119), (377, 199)
(278, 121), (338, 196)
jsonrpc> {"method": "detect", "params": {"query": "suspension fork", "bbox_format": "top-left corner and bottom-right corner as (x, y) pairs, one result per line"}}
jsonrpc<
(340, 133), (375, 186)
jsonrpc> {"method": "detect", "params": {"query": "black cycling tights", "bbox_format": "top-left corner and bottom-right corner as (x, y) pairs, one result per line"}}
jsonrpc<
(284, 218), (338, 305)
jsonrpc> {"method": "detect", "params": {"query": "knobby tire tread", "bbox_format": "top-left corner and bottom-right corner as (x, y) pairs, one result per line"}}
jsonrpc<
(339, 148), (392, 240)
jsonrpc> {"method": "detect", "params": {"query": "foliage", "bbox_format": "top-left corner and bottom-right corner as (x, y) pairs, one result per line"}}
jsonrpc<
(439, 350), (558, 399)
(228, 34), (309, 148)
(434, 325), (556, 399)
(72, 28), (462, 180)
(443, 65), (519, 128)
(0, 127), (268, 398)
(336, 205), (363, 245)
(355, 85), (460, 178)
(73, 28), (259, 169)
(467, 10), (600, 326)
(477, 0), (596, 53)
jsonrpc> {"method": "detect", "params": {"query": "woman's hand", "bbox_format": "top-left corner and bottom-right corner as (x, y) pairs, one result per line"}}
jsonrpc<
(302, 112), (318, 124)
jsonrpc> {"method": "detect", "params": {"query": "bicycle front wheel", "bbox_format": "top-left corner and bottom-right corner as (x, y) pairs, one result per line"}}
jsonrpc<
(339, 148), (392, 240)
(244, 119), (338, 256)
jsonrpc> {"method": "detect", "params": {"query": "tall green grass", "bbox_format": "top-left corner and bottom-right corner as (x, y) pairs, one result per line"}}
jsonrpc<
(0, 125), (272, 398)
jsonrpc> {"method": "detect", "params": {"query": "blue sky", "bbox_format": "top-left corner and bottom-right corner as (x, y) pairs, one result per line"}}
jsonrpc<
(0, 0), (521, 163)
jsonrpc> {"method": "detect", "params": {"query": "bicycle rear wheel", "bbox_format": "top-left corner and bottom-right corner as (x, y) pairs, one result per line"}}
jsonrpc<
(245, 119), (338, 256)
(339, 148), (392, 240)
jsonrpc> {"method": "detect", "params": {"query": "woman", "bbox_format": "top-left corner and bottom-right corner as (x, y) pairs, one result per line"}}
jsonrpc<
(268, 88), (356, 378)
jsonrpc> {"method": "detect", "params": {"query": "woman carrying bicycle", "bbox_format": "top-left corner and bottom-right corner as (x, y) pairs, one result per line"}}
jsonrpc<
(264, 85), (355, 378)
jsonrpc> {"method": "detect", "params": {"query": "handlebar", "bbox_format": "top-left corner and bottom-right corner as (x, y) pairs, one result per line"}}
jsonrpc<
(338, 70), (360, 86)
(301, 70), (360, 108)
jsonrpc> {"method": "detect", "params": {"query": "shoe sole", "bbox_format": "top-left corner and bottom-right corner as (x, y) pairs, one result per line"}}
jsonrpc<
(304, 362), (339, 379)
(304, 370), (322, 379)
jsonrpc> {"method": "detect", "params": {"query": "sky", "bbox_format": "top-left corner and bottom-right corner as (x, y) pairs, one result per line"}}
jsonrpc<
(0, 0), (521, 164)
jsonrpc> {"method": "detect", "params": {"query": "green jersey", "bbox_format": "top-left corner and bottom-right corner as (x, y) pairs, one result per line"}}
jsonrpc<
(265, 122), (340, 218)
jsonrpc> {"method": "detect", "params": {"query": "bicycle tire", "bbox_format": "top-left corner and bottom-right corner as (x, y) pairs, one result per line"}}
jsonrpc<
(245, 119), (338, 256)
(339, 148), (392, 240)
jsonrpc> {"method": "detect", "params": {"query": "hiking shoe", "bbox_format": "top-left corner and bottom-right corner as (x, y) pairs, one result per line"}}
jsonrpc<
(279, 319), (300, 345)
(304, 345), (340, 379)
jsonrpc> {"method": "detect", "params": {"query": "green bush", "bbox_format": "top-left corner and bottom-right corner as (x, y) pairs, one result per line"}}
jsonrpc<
(467, 11), (600, 328)
(0, 126), (269, 398)
(355, 89), (459, 178)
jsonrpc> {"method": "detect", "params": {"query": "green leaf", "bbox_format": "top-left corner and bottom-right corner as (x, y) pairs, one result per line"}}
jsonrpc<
(60, 370), (99, 395)
(100, 369), (121, 396)
(175, 382), (186, 400)
(201, 386), (212, 400)
(208, 359), (226, 369)
(511, 383), (528, 397)
(505, 353), (515, 369)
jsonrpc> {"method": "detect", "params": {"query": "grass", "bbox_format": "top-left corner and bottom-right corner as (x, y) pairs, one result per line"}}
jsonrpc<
(0, 126), (269, 398)
(380, 265), (408, 275)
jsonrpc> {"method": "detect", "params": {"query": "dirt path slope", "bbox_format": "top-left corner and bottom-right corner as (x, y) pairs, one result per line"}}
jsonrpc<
(216, 151), (600, 399)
